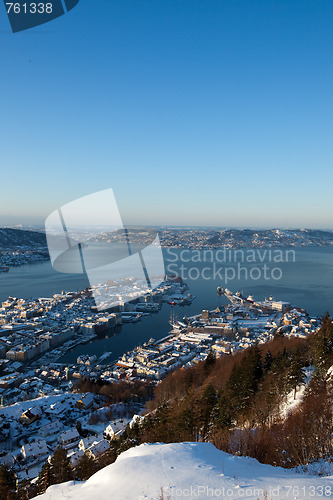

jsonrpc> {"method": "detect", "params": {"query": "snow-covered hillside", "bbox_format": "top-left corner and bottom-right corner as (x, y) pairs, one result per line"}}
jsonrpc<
(0, 227), (46, 249)
(279, 366), (314, 420)
(34, 442), (332, 500)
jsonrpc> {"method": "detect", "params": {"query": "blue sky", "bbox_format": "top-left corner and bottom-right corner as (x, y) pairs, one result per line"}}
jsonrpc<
(0, 0), (332, 228)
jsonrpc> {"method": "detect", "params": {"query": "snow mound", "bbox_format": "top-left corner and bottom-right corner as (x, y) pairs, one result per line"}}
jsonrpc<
(34, 442), (332, 500)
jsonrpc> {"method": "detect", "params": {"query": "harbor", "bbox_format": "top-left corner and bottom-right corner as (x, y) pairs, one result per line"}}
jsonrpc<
(0, 276), (196, 388)
(108, 287), (319, 382)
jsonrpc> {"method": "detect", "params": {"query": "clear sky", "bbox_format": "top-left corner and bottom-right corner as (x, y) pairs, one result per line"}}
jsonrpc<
(0, 0), (332, 228)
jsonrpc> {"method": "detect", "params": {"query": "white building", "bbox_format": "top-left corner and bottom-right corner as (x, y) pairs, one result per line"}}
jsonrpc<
(45, 402), (67, 417)
(21, 440), (48, 461)
(104, 420), (127, 440)
(58, 428), (80, 447)
(38, 420), (63, 438)
(86, 439), (109, 459)
(78, 436), (97, 451)
(75, 393), (94, 409)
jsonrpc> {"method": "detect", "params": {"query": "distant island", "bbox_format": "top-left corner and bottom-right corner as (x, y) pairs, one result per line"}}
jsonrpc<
(0, 228), (48, 269)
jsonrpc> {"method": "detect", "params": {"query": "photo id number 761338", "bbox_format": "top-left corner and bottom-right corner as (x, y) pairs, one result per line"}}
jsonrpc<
(6, 3), (53, 14)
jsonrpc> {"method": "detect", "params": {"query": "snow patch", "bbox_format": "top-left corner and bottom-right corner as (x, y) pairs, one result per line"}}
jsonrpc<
(33, 442), (332, 500)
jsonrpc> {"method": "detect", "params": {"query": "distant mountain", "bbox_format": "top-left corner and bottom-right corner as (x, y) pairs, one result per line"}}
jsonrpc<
(159, 227), (333, 248)
(34, 442), (328, 500)
(0, 228), (47, 250)
(216, 228), (333, 247)
(2, 227), (333, 252)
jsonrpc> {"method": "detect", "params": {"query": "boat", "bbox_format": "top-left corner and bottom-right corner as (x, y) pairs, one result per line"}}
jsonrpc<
(169, 321), (187, 332)
(0, 267), (9, 273)
(136, 302), (159, 313)
(169, 304), (187, 331)
(183, 294), (196, 305)
(223, 289), (243, 304)
(131, 314), (141, 323)
(98, 352), (112, 363)
(121, 315), (134, 323)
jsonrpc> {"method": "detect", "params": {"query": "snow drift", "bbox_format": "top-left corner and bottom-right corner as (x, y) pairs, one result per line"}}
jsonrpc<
(34, 442), (332, 500)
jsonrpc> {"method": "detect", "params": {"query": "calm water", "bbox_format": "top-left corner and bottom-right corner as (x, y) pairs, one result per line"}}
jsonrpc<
(0, 247), (332, 363)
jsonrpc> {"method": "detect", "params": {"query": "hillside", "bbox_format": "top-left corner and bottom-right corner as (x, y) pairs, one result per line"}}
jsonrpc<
(2, 316), (331, 499)
(0, 228), (47, 250)
(159, 227), (333, 248)
(129, 318), (333, 469)
(34, 442), (331, 500)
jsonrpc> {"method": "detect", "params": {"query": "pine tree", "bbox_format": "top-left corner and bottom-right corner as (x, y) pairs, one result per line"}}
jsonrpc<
(76, 452), (97, 481)
(204, 349), (216, 371)
(224, 345), (263, 420)
(17, 478), (34, 499)
(313, 330), (330, 374)
(311, 313), (333, 373)
(225, 360), (245, 412)
(0, 465), (16, 499)
(241, 344), (263, 396)
(37, 459), (54, 493)
(263, 351), (273, 372)
(288, 351), (305, 399)
(251, 343), (263, 383)
(178, 404), (195, 441)
(50, 446), (73, 485)
(198, 384), (217, 437)
(320, 312), (333, 344)
(216, 390), (233, 428)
